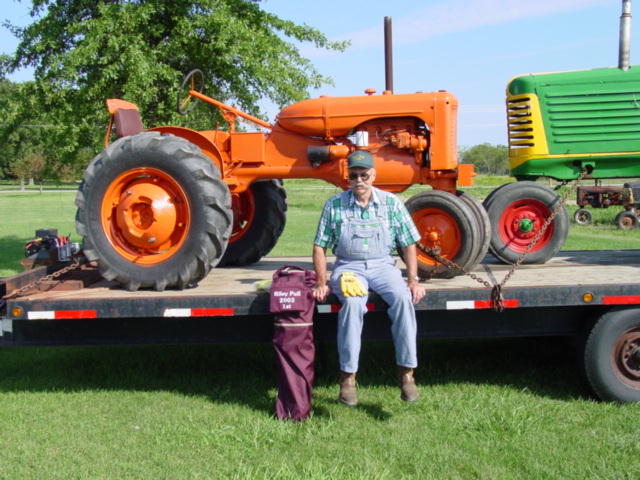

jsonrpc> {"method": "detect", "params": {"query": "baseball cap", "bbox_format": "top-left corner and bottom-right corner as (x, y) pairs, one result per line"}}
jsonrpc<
(347, 150), (374, 169)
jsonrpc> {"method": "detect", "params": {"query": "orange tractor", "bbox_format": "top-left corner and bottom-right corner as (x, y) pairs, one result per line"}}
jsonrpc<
(75, 69), (487, 290)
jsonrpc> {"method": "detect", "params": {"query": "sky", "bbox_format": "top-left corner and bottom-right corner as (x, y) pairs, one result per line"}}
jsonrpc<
(1, 0), (637, 147)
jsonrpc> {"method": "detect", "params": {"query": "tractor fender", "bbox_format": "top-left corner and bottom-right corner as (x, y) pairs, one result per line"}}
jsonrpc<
(149, 126), (226, 175)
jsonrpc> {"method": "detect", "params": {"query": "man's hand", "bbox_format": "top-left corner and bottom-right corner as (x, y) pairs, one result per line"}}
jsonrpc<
(401, 244), (425, 304)
(312, 244), (330, 302)
(407, 280), (426, 305)
(312, 284), (330, 302)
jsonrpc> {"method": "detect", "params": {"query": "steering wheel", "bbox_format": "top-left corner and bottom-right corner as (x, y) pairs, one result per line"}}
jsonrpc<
(177, 69), (205, 115)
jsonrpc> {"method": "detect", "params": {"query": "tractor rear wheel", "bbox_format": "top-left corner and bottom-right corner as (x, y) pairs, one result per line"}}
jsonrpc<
(405, 190), (479, 278)
(75, 132), (232, 291)
(219, 180), (287, 266)
(484, 181), (568, 264)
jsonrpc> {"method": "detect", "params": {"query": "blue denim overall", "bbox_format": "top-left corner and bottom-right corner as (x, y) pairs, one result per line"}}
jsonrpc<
(330, 190), (417, 373)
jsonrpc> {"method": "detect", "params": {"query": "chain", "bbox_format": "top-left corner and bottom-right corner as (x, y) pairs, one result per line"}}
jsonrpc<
(417, 170), (589, 311)
(1, 257), (86, 306)
(494, 169), (589, 299)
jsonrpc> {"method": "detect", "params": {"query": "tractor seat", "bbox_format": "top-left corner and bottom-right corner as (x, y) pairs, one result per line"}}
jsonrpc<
(106, 99), (144, 138)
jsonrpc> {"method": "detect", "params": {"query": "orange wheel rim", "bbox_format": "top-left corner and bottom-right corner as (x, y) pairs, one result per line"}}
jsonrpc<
(101, 168), (190, 264)
(412, 208), (461, 267)
(229, 189), (256, 243)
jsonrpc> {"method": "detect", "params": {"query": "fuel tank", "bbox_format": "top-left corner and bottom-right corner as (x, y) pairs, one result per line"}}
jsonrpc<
(276, 90), (456, 138)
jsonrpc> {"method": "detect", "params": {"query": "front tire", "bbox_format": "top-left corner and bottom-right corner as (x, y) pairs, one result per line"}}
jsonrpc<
(615, 211), (638, 230)
(75, 132), (232, 291)
(457, 190), (491, 267)
(574, 208), (592, 225)
(484, 181), (568, 264)
(583, 308), (640, 402)
(405, 190), (479, 278)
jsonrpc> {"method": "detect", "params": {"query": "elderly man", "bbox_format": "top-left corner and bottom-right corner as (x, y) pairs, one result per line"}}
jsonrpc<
(312, 150), (426, 406)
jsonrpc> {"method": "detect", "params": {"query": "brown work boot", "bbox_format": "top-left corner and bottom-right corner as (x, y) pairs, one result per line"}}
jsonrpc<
(398, 366), (419, 402)
(338, 371), (358, 406)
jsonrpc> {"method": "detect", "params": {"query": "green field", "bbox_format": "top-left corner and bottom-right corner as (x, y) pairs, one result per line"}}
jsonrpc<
(2, 177), (640, 276)
(1, 179), (640, 479)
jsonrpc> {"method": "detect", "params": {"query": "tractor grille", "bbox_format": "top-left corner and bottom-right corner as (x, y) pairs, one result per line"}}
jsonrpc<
(507, 96), (537, 149)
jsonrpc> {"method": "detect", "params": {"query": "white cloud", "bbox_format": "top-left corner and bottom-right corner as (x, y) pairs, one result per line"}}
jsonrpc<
(324, 0), (615, 52)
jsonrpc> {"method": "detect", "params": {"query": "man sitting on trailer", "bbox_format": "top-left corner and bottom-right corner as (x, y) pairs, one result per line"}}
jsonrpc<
(311, 150), (426, 406)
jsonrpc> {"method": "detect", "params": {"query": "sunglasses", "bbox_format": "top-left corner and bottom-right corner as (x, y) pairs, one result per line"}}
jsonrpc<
(348, 172), (371, 181)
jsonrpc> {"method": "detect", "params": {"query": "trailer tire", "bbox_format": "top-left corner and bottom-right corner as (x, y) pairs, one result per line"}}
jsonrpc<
(583, 307), (640, 402)
(485, 181), (568, 264)
(76, 132), (232, 291)
(405, 190), (478, 278)
(219, 180), (287, 266)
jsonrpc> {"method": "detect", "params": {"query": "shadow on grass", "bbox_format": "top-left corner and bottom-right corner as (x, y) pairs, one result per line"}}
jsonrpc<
(0, 336), (589, 420)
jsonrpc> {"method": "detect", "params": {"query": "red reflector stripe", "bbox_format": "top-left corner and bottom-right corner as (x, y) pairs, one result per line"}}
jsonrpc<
(191, 308), (235, 317)
(54, 310), (97, 319)
(329, 303), (375, 313)
(474, 299), (519, 309)
(603, 295), (640, 305)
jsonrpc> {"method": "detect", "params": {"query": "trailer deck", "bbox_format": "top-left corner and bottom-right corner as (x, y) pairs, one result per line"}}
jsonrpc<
(4, 249), (640, 303)
(2, 249), (640, 346)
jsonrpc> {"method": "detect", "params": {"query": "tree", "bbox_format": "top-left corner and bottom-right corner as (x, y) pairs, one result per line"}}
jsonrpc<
(2, 0), (347, 161)
(0, 77), (47, 179)
(11, 151), (46, 190)
(461, 143), (509, 176)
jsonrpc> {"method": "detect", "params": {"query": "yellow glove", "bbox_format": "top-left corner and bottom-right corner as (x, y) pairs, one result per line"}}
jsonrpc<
(254, 279), (272, 292)
(340, 272), (367, 297)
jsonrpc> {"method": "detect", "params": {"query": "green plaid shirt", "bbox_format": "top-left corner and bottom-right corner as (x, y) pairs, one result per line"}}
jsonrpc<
(313, 187), (420, 251)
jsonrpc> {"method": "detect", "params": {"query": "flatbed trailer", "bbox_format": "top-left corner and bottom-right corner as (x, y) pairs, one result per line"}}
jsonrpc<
(2, 250), (640, 402)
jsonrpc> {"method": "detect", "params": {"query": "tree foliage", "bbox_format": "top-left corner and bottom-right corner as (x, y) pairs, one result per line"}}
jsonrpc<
(2, 0), (347, 162)
(461, 143), (509, 176)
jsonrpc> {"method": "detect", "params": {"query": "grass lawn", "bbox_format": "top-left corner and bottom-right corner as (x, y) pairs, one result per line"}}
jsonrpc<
(1, 178), (640, 479)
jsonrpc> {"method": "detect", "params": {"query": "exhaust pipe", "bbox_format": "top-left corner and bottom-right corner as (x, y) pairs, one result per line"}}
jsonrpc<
(384, 16), (393, 92)
(619, 0), (632, 70)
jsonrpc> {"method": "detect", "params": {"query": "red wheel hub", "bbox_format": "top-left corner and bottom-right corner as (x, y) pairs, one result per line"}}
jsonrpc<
(498, 199), (553, 253)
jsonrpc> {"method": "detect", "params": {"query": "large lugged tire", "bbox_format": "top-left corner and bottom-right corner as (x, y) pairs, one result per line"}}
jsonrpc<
(484, 181), (568, 264)
(405, 190), (479, 278)
(219, 180), (287, 266)
(583, 308), (640, 402)
(75, 132), (232, 291)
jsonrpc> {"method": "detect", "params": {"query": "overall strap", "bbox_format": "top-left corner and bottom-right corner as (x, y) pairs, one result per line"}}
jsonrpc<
(374, 188), (391, 225)
(340, 190), (356, 220)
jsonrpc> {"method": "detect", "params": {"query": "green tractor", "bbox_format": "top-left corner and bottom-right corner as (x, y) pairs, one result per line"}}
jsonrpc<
(484, 0), (639, 263)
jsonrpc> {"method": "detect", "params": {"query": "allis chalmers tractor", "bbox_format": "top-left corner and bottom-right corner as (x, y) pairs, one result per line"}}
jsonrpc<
(75, 70), (487, 290)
